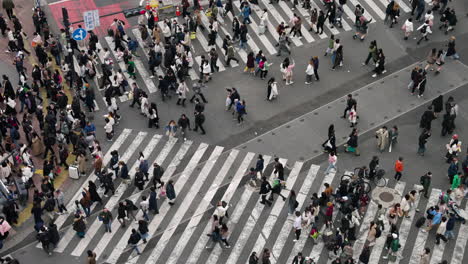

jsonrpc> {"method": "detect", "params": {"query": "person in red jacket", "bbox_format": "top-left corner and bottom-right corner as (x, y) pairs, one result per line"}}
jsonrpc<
(394, 157), (404, 181)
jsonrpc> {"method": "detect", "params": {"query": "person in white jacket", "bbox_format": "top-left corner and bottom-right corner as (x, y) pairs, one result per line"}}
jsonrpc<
(305, 59), (315, 84)
(416, 20), (432, 45)
(267, 77), (278, 101)
(176, 80), (190, 106)
(161, 21), (172, 42)
(259, 9), (268, 35)
(104, 118), (113, 141)
(402, 18), (414, 40)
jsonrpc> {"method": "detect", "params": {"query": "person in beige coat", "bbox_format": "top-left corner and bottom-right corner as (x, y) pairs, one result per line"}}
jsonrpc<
(31, 133), (45, 157)
(77, 153), (87, 177)
(375, 126), (389, 152)
(367, 221), (377, 246)
(419, 248), (431, 264)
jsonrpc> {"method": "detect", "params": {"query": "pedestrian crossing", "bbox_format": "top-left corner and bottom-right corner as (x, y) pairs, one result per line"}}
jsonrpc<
(79, 0), (415, 108)
(43, 129), (468, 264)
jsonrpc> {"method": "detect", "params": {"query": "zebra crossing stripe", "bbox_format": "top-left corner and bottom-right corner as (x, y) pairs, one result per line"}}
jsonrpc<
(218, 24), (248, 64)
(91, 134), (162, 259)
(285, 170), (337, 263)
(94, 42), (122, 101)
(131, 28), (164, 77)
(277, 1), (315, 43)
(297, 4), (344, 35)
(143, 146), (224, 263)
(223, 158), (288, 263)
(407, 189), (442, 264)
(195, 27), (211, 53)
(185, 152), (258, 264)
(103, 37), (132, 102)
(358, 0), (386, 19)
(51, 129), (132, 233)
(201, 154), (271, 264)
(232, 2), (277, 55)
(349, 0), (375, 22)
(395, 0), (411, 13)
(368, 182), (409, 263)
(451, 203), (468, 264)
(352, 200), (379, 259)
(165, 150), (240, 264)
(199, 11), (239, 68)
(270, 165), (320, 262)
(105, 139), (193, 263)
(251, 162), (304, 255)
(67, 132), (147, 256)
(259, 0), (303, 46)
(121, 143), (210, 263)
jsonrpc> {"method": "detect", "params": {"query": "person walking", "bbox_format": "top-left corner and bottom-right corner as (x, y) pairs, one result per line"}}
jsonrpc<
(166, 180), (176, 205)
(37, 226), (52, 255)
(2, 0), (15, 20)
(420, 106), (435, 130)
(362, 40), (378, 66)
(417, 70), (427, 98)
(128, 229), (142, 255)
(372, 49), (386, 77)
(117, 202), (127, 227)
(435, 216), (448, 244)
(73, 213), (86, 238)
(87, 250), (97, 264)
(375, 126), (389, 152)
(140, 196), (150, 221)
(266, 78), (278, 101)
(149, 187), (159, 214)
(99, 208), (113, 233)
(259, 177), (272, 206)
(420, 248), (431, 264)
(325, 151), (338, 174)
(402, 18), (414, 40)
(288, 190), (298, 215)
(293, 211), (302, 242)
(341, 94), (357, 118)
(348, 105), (357, 127)
(194, 111), (206, 134)
(394, 157), (404, 181)
(138, 219), (149, 243)
(416, 20), (432, 45)
(417, 129), (431, 156)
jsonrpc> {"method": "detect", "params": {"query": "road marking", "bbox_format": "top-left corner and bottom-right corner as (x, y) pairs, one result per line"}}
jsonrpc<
(200, 154), (270, 264)
(223, 158), (288, 264)
(103, 37), (134, 102)
(104, 138), (193, 263)
(91, 135), (162, 258)
(359, 0), (386, 19)
(277, 1), (315, 43)
(143, 146), (224, 264)
(349, 0), (375, 21)
(451, 203), (468, 264)
(48, 0), (71, 5)
(131, 28), (165, 78)
(285, 170), (337, 264)
(368, 182), (409, 263)
(407, 189), (442, 264)
(67, 132), (147, 256)
(165, 150), (240, 264)
(270, 164), (319, 261)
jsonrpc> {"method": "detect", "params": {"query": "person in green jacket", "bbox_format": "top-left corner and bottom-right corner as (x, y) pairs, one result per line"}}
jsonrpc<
(383, 233), (400, 260)
(451, 172), (461, 190)
(363, 40), (378, 66)
(127, 58), (136, 79)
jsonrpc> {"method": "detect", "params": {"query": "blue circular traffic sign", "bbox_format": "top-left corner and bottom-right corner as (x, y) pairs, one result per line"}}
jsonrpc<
(72, 28), (87, 41)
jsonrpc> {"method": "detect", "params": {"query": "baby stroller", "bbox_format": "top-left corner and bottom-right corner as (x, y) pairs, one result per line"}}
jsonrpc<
(449, 200), (467, 224)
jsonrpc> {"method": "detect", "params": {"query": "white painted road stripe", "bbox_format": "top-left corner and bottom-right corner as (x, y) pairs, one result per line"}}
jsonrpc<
(352, 200), (379, 259)
(285, 170), (337, 264)
(185, 152), (258, 263)
(143, 146), (224, 264)
(224, 158), (288, 264)
(91, 134), (162, 258)
(277, 1), (315, 43)
(105, 139), (193, 263)
(203, 155), (272, 264)
(132, 28), (165, 77)
(407, 189), (442, 264)
(360, 0), (386, 19)
(349, 0), (375, 22)
(166, 150), (240, 264)
(368, 182), (408, 263)
(251, 162), (304, 255)
(67, 132), (147, 256)
(103, 37), (133, 102)
(270, 165), (320, 262)
(451, 203), (468, 264)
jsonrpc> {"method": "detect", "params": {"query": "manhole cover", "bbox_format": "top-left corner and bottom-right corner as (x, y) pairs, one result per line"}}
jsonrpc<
(450, 84), (454, 87)
(394, 75), (398, 78)
(379, 192), (394, 202)
(397, 109), (402, 113)
(384, 116), (388, 119)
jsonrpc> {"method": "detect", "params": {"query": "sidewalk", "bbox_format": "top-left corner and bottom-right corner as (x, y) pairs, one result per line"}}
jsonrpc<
(238, 60), (468, 161)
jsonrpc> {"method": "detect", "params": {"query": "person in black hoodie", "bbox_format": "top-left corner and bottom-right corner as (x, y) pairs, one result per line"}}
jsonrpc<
(48, 223), (60, 248)
(128, 229), (141, 255)
(138, 220), (149, 243)
(259, 177), (272, 206)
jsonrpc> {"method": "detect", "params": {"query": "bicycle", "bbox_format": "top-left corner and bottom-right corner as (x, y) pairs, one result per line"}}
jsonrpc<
(340, 167), (387, 195)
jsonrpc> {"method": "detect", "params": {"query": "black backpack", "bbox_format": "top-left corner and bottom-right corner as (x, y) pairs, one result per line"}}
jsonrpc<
(375, 226), (382, 238)
(420, 25), (427, 34)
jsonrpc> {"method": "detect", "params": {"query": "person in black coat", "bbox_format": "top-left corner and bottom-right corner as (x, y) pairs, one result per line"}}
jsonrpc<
(273, 158), (285, 181)
(259, 177), (272, 206)
(420, 106), (435, 130)
(128, 229), (142, 255)
(369, 156), (379, 179)
(166, 180), (176, 205)
(292, 252), (305, 264)
(359, 245), (370, 264)
(431, 95), (443, 116)
(87, 181), (102, 204)
(134, 168), (145, 191)
(152, 163), (164, 188)
(48, 223), (60, 248)
(117, 202), (127, 227)
(148, 187), (159, 214)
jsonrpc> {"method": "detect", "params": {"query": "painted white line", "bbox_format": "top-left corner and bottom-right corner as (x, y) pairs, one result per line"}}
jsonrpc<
(407, 189), (442, 264)
(224, 12), (261, 55)
(68, 132), (148, 256)
(223, 158), (288, 264)
(185, 152), (258, 264)
(451, 203), (468, 264)
(166, 150), (240, 263)
(284, 170), (337, 264)
(251, 162), (305, 255)
(259, 0), (303, 46)
(232, 2), (277, 55)
(143, 146), (224, 263)
(349, 0), (375, 22)
(218, 24), (248, 64)
(368, 182), (408, 263)
(277, 1), (315, 43)
(395, 0), (411, 13)
(359, 0), (386, 19)
(251, 7), (281, 43)
(48, 0), (71, 5)
(352, 201), (379, 259)
(132, 28), (165, 77)
(296, 4), (343, 35)
(201, 154), (271, 264)
(91, 135), (162, 258)
(270, 165), (320, 261)
(195, 28), (211, 53)
(104, 139), (193, 264)
(103, 37), (133, 102)
(49, 129), (132, 251)
(199, 12), (239, 68)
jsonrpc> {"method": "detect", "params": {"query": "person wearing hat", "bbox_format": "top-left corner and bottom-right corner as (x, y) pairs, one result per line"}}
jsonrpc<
(292, 252), (305, 264)
(382, 233), (400, 260)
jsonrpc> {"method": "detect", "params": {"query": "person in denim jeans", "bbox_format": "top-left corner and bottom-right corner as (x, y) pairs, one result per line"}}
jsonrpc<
(99, 208), (113, 233)
(444, 213), (456, 239)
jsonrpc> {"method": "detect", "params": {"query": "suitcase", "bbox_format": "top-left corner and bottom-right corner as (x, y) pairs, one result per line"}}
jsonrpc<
(69, 165), (80, 179)
(415, 216), (426, 228)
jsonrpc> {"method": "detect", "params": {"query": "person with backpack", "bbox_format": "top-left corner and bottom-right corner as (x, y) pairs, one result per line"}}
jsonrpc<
(37, 226), (51, 255)
(382, 233), (400, 260)
(98, 208), (113, 233)
(416, 20), (432, 45)
(259, 177), (272, 206)
(419, 172), (432, 198)
(423, 205), (441, 233)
